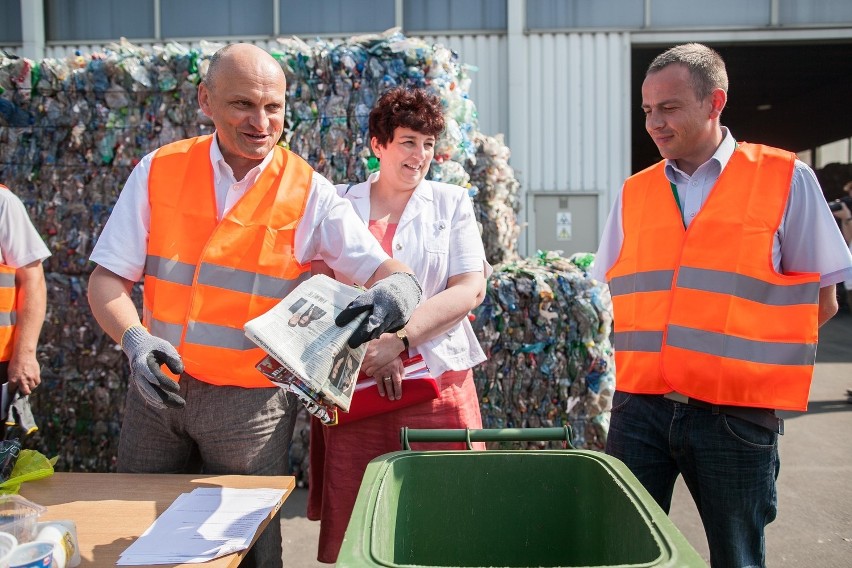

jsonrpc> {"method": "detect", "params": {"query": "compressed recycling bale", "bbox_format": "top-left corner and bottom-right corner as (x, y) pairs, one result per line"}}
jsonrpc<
(471, 252), (614, 450)
(469, 132), (521, 264)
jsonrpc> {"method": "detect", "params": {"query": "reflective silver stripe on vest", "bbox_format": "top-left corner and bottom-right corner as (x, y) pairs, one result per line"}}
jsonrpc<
(677, 267), (819, 306)
(0, 273), (15, 288)
(148, 318), (183, 348)
(144, 255), (196, 286)
(0, 311), (15, 326)
(197, 263), (310, 299)
(667, 325), (817, 366)
(614, 330), (664, 352)
(609, 270), (675, 297)
(185, 321), (257, 351)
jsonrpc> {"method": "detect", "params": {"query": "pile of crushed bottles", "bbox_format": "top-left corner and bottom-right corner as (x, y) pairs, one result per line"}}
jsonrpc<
(472, 251), (614, 450)
(1, 32), (611, 485)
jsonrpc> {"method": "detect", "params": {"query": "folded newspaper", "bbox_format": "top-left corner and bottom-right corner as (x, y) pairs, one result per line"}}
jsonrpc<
(244, 275), (368, 424)
(256, 352), (436, 425)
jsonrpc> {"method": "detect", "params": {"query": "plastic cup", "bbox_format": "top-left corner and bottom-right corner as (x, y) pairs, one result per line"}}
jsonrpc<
(7, 541), (53, 568)
(35, 521), (80, 568)
(0, 531), (18, 568)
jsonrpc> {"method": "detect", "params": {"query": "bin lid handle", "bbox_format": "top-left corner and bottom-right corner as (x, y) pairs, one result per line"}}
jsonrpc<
(400, 426), (575, 450)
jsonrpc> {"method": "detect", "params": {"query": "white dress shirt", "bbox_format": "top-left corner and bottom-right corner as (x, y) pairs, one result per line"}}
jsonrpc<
(0, 188), (51, 267)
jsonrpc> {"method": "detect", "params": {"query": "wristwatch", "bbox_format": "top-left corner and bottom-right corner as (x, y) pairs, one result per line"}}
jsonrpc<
(396, 328), (410, 351)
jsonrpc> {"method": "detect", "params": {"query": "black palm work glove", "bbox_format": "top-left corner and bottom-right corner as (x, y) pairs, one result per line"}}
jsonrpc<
(336, 272), (422, 348)
(121, 325), (186, 409)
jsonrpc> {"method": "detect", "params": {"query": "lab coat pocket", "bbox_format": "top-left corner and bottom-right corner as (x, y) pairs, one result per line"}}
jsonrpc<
(423, 219), (450, 254)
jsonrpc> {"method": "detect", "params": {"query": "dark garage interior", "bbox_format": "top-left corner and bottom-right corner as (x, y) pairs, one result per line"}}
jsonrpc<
(631, 41), (852, 199)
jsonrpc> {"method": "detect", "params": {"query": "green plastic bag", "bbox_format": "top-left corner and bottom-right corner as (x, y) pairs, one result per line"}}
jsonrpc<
(0, 450), (58, 495)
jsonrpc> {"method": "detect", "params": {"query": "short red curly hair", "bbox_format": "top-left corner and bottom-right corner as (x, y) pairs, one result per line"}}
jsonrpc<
(368, 87), (445, 147)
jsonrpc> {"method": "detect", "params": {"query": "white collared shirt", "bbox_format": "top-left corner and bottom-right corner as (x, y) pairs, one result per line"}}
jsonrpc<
(0, 188), (51, 267)
(664, 128), (735, 226)
(591, 129), (852, 287)
(336, 172), (493, 375)
(90, 135), (388, 286)
(209, 140), (275, 220)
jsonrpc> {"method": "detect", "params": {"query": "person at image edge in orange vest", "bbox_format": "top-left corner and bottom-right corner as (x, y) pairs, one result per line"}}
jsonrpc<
(0, 184), (50, 435)
(591, 43), (852, 568)
(87, 44), (421, 568)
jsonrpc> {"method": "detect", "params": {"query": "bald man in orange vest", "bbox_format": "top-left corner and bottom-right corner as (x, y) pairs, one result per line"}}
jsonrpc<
(88, 44), (420, 568)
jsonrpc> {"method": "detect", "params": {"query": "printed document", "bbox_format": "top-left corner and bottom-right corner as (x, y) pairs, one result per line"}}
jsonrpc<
(117, 487), (286, 565)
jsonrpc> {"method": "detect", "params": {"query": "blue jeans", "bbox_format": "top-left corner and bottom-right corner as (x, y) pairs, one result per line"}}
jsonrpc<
(606, 392), (780, 568)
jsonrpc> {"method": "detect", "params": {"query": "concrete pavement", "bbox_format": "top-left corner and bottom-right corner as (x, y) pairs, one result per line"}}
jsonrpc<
(279, 313), (852, 567)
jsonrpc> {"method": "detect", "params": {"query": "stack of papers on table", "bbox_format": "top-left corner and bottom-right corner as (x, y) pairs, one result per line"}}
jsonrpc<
(118, 487), (287, 565)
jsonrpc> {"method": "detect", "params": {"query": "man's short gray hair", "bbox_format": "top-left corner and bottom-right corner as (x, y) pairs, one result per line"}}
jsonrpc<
(647, 43), (728, 100)
(202, 44), (237, 91)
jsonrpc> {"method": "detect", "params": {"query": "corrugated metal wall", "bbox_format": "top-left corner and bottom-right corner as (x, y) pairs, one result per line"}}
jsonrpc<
(516, 32), (631, 256)
(524, 32), (630, 197)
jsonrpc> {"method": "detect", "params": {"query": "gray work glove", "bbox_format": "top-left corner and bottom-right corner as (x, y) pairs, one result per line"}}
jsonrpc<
(121, 325), (186, 409)
(4, 392), (38, 436)
(335, 272), (422, 349)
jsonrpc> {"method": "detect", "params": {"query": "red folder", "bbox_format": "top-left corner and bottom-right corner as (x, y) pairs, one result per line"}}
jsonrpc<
(334, 354), (440, 426)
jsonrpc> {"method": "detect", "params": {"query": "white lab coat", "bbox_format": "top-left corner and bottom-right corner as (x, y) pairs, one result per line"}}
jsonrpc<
(336, 172), (492, 376)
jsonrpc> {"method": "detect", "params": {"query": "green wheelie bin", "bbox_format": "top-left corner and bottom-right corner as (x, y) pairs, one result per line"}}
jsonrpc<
(337, 427), (706, 567)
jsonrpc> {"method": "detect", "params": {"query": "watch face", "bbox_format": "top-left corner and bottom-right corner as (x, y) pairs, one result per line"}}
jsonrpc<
(396, 328), (409, 349)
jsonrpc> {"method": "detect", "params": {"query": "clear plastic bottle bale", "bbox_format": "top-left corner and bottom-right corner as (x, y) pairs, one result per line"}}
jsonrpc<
(120, 56), (153, 92)
(429, 159), (470, 188)
(434, 117), (465, 162)
(468, 132), (521, 263)
(471, 253), (614, 450)
(7, 58), (33, 104)
(322, 125), (351, 183)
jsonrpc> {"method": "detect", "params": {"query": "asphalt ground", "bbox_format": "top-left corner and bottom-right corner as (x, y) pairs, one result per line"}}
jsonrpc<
(279, 313), (852, 567)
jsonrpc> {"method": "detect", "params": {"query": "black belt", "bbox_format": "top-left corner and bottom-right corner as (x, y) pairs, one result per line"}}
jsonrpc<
(663, 393), (784, 435)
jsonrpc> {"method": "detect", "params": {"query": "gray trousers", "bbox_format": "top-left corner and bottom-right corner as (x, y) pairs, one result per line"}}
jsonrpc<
(118, 373), (298, 568)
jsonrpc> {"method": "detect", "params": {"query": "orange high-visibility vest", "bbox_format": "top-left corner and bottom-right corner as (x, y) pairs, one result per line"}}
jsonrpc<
(607, 143), (819, 411)
(0, 185), (16, 363)
(144, 135), (313, 388)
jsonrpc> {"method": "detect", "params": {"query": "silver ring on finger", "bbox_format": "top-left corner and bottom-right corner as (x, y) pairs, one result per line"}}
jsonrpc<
(383, 376), (392, 382)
